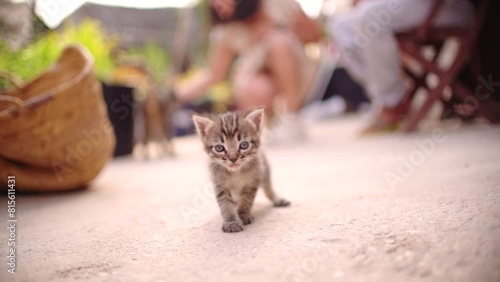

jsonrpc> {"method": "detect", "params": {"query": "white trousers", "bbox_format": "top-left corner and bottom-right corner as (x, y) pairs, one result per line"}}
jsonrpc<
(329, 0), (474, 108)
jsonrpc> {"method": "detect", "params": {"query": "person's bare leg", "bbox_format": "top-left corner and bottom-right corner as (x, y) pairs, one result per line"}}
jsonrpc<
(266, 30), (303, 113)
(235, 72), (276, 111)
(258, 30), (307, 144)
(235, 73), (278, 126)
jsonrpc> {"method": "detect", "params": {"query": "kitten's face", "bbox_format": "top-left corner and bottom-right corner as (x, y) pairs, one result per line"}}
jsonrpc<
(193, 109), (264, 172)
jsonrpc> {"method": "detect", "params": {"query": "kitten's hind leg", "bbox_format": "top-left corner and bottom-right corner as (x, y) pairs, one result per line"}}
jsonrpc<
(262, 174), (291, 207)
(238, 187), (258, 225)
(215, 187), (244, 233)
(262, 156), (290, 207)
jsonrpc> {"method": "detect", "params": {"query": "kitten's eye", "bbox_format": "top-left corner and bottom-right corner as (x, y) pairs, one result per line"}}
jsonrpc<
(239, 141), (250, 150)
(214, 145), (225, 153)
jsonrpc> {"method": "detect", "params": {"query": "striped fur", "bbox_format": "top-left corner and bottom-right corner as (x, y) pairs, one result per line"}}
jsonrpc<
(193, 108), (290, 233)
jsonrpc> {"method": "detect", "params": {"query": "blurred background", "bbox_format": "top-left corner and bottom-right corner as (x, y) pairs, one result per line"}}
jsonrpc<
(0, 0), (499, 172)
(1, 2), (499, 282)
(0, 0), (358, 158)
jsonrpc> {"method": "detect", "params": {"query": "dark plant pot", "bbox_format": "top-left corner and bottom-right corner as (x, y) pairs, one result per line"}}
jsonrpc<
(174, 100), (214, 137)
(101, 83), (134, 157)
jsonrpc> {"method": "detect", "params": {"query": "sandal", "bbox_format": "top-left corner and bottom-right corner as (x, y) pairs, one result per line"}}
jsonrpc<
(360, 97), (411, 136)
(360, 116), (400, 136)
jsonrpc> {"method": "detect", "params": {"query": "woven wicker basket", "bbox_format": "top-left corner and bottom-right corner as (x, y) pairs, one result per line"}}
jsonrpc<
(0, 45), (116, 192)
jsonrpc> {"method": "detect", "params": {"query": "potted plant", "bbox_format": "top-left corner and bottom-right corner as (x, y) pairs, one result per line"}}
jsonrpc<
(1, 19), (140, 157)
(60, 20), (135, 157)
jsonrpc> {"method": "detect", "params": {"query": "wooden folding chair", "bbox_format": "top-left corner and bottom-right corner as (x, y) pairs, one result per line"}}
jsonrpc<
(396, 0), (496, 132)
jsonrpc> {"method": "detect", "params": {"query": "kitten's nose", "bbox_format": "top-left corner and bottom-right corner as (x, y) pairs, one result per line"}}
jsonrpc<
(228, 157), (238, 163)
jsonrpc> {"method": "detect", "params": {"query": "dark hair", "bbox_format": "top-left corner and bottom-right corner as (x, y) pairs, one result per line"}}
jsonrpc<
(210, 0), (261, 25)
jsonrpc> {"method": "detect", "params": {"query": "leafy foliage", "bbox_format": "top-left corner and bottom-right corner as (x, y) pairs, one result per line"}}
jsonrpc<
(59, 19), (118, 80)
(127, 42), (171, 83)
(0, 19), (117, 90)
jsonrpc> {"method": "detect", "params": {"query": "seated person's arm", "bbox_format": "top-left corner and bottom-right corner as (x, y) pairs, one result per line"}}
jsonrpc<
(176, 37), (236, 102)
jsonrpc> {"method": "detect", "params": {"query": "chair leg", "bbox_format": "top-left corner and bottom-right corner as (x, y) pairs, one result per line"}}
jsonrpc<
(452, 81), (500, 123)
(404, 80), (450, 132)
(400, 42), (445, 131)
(402, 40), (471, 132)
(403, 67), (423, 99)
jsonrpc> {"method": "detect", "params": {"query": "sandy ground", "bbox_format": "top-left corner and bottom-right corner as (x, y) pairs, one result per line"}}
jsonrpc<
(1, 116), (500, 282)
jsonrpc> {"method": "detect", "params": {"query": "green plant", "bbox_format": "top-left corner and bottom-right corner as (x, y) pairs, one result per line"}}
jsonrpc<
(0, 32), (60, 90)
(0, 19), (117, 90)
(127, 42), (171, 83)
(59, 19), (118, 80)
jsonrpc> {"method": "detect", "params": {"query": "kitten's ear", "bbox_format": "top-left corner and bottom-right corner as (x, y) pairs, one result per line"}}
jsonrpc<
(192, 115), (214, 138)
(245, 108), (264, 133)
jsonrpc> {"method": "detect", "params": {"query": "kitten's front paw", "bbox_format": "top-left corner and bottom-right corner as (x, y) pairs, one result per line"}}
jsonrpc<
(274, 198), (291, 207)
(239, 213), (255, 225)
(222, 221), (244, 233)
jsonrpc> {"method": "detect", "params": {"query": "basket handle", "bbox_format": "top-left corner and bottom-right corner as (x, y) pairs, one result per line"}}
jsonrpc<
(0, 71), (23, 89)
(0, 95), (25, 109)
(0, 72), (25, 110)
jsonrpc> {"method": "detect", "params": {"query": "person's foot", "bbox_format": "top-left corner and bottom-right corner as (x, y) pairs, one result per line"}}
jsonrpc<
(361, 97), (410, 135)
(265, 113), (307, 145)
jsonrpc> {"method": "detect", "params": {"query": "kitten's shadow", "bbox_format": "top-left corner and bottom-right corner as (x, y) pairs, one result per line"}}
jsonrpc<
(251, 203), (275, 220)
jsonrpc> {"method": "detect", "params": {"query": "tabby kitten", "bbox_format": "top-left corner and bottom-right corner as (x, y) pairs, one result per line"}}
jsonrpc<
(193, 108), (290, 233)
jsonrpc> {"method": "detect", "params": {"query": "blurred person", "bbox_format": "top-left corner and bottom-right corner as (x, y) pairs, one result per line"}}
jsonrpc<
(329, 0), (474, 133)
(175, 0), (321, 143)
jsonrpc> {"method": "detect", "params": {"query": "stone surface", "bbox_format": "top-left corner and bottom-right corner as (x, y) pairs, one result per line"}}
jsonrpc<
(1, 116), (499, 282)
